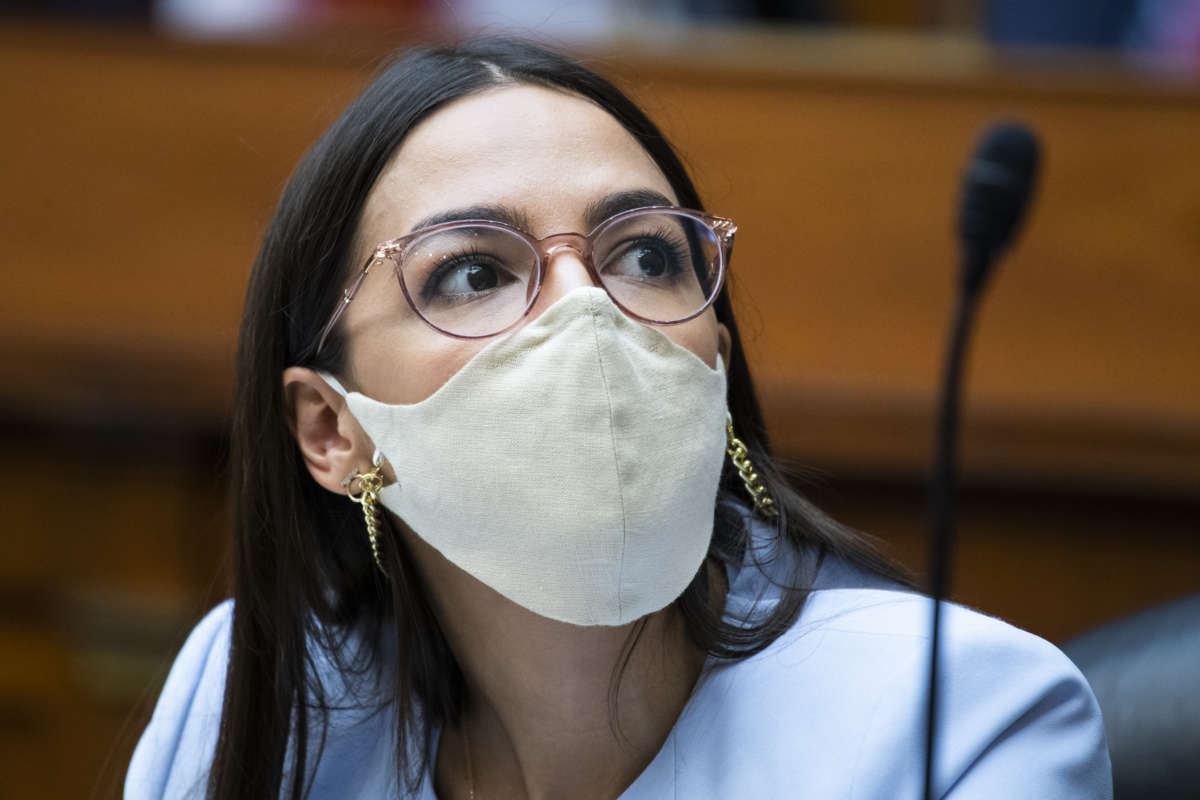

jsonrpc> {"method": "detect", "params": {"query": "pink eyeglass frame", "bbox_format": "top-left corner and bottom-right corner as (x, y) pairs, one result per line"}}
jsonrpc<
(313, 205), (736, 354)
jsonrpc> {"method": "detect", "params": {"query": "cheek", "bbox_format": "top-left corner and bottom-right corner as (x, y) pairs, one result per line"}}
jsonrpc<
(347, 325), (487, 405)
(340, 268), (491, 404)
(344, 305), (722, 402)
(659, 313), (722, 369)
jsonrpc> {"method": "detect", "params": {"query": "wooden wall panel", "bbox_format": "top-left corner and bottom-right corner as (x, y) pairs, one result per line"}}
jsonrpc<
(617, 68), (1200, 491)
(2, 24), (1197, 491)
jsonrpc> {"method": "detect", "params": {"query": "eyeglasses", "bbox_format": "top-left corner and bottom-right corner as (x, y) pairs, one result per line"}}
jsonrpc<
(314, 205), (735, 353)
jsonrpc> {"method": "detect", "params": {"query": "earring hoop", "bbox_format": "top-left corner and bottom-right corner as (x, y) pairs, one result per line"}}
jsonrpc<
(726, 416), (779, 520)
(344, 456), (388, 576)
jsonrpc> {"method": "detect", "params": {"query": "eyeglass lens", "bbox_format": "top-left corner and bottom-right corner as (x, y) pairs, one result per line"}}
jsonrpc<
(396, 211), (720, 337)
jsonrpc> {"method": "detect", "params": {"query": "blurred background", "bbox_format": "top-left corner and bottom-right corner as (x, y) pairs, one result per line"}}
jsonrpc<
(1, 0), (1198, 796)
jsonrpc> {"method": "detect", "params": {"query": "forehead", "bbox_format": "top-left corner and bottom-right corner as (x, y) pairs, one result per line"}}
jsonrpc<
(357, 84), (677, 248)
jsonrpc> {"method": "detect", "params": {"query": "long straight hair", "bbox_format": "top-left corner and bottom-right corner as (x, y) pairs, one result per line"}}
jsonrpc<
(210, 37), (911, 799)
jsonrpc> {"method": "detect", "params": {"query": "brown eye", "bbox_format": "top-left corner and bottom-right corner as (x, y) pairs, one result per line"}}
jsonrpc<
(429, 257), (513, 298)
(602, 237), (685, 281)
(465, 264), (499, 291)
(634, 246), (668, 277)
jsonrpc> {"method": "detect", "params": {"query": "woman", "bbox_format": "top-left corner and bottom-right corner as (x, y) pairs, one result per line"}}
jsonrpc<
(126, 38), (1110, 799)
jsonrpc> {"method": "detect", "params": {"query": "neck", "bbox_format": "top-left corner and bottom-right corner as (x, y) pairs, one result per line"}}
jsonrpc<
(403, 529), (722, 800)
(453, 603), (704, 799)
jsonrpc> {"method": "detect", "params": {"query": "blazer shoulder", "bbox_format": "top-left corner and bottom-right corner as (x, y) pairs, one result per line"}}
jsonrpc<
(695, 587), (1111, 798)
(799, 588), (1112, 798)
(125, 600), (233, 800)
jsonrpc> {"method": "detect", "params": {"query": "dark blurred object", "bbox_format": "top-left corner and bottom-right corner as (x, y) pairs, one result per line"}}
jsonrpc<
(1063, 594), (1200, 800)
(678, 0), (830, 22)
(0, 0), (151, 21)
(985, 0), (1138, 48)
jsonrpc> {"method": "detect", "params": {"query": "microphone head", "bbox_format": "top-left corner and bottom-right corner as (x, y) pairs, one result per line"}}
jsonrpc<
(957, 122), (1041, 278)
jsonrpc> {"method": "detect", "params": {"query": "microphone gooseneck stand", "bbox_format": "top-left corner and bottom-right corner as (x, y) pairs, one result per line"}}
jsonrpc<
(922, 254), (988, 800)
(922, 123), (1041, 800)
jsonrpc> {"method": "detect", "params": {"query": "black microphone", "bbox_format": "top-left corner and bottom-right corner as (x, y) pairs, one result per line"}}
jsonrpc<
(922, 122), (1041, 800)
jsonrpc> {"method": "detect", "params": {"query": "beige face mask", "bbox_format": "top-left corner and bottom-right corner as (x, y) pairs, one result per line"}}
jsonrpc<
(322, 286), (728, 626)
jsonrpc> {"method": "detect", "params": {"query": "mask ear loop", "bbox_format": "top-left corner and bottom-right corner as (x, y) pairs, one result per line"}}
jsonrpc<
(344, 450), (389, 577)
(320, 372), (391, 575)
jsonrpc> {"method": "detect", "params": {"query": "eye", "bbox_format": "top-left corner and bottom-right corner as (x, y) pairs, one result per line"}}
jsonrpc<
(424, 252), (516, 300)
(603, 236), (687, 281)
(449, 263), (500, 292)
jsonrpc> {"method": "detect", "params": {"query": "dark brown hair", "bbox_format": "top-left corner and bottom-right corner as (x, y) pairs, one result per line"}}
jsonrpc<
(211, 37), (910, 800)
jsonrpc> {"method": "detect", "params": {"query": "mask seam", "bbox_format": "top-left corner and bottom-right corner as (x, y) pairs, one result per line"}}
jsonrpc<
(586, 292), (629, 622)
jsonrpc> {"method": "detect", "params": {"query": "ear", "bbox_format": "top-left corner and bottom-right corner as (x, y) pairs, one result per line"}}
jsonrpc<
(717, 322), (733, 371)
(282, 366), (375, 495)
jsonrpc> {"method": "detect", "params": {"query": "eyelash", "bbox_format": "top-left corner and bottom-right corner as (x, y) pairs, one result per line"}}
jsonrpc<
(614, 227), (689, 271)
(409, 219), (693, 305)
(418, 246), (498, 301)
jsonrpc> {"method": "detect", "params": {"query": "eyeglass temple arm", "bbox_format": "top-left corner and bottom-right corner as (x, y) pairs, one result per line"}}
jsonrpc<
(313, 253), (379, 356)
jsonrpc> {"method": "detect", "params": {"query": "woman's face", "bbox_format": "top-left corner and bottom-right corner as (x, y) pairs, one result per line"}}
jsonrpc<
(338, 84), (730, 404)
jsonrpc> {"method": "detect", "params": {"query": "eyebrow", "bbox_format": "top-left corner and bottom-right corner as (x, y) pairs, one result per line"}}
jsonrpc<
(405, 189), (676, 237)
(407, 204), (533, 235)
(582, 189), (675, 230)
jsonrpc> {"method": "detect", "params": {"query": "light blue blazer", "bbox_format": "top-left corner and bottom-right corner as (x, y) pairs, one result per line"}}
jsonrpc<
(126, 525), (1112, 798)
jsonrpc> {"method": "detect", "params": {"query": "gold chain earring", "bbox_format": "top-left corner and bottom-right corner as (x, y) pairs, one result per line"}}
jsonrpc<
(343, 454), (388, 576)
(726, 415), (779, 519)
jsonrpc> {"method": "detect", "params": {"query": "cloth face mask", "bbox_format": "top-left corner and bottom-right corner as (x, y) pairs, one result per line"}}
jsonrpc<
(322, 286), (728, 626)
